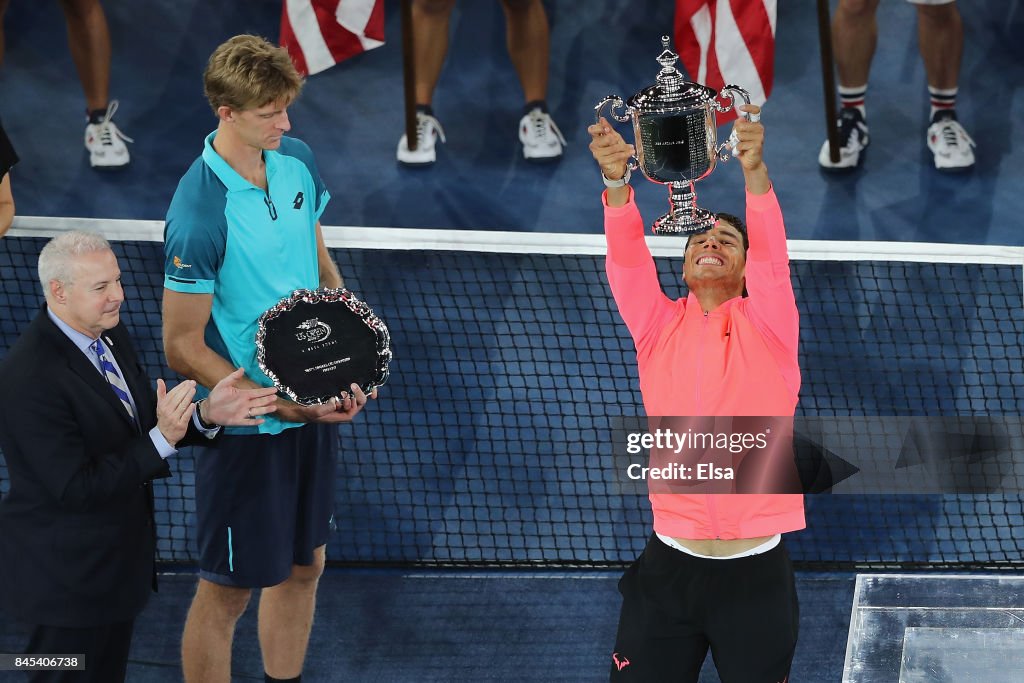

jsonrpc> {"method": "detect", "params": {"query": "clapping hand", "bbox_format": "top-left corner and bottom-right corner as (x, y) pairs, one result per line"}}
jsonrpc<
(204, 368), (280, 426)
(156, 379), (197, 446)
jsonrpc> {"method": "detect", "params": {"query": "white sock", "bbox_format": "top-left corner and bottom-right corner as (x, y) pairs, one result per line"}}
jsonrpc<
(838, 84), (868, 119)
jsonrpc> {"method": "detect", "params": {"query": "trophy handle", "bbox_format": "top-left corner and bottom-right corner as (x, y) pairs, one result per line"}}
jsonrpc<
(716, 84), (753, 118)
(595, 95), (639, 172)
(715, 85), (753, 160)
(595, 95), (631, 124)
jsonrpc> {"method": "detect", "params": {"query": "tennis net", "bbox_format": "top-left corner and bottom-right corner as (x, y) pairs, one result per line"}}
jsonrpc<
(2, 218), (1022, 570)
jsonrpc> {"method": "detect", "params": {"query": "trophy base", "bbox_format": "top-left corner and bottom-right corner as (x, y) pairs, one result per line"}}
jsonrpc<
(651, 181), (718, 235)
(651, 207), (717, 235)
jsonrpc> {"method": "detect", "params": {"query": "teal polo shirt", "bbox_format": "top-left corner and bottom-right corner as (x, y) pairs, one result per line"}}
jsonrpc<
(163, 131), (330, 435)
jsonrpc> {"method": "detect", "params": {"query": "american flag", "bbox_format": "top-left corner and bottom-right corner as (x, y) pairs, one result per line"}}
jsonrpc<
(674, 0), (777, 124)
(281, 0), (385, 76)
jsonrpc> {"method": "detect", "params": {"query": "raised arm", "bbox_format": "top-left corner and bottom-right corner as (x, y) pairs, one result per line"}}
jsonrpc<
(732, 106), (799, 364)
(589, 118), (675, 355)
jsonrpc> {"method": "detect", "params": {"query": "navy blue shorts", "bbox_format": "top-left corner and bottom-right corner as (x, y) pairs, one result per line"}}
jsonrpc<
(610, 533), (798, 683)
(194, 423), (337, 588)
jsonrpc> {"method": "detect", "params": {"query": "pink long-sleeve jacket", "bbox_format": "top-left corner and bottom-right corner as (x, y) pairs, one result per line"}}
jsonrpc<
(604, 186), (805, 540)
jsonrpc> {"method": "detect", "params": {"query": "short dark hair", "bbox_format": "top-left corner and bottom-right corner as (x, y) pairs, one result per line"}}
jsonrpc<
(684, 212), (750, 297)
(684, 212), (749, 252)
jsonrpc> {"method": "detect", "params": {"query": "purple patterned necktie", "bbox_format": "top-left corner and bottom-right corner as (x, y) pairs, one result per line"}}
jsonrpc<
(91, 338), (135, 421)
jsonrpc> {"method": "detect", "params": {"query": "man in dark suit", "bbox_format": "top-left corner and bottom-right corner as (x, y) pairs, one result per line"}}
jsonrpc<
(0, 231), (279, 682)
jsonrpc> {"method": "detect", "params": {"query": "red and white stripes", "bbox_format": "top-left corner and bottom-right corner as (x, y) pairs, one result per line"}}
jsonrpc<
(280, 0), (385, 76)
(674, 0), (777, 125)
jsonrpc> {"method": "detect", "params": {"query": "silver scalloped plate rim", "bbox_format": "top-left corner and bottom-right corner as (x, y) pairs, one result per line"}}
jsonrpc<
(255, 287), (391, 406)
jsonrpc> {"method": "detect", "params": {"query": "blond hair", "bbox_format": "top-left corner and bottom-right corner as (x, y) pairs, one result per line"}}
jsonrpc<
(203, 34), (303, 114)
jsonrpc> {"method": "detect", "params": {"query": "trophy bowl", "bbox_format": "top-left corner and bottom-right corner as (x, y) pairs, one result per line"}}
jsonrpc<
(596, 36), (751, 235)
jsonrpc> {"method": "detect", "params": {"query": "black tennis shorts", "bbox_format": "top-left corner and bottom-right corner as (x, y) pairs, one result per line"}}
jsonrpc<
(194, 423), (337, 588)
(610, 533), (799, 683)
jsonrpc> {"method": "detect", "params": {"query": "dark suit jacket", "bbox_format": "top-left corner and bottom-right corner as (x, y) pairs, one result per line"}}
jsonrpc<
(0, 118), (16, 181)
(0, 306), (208, 628)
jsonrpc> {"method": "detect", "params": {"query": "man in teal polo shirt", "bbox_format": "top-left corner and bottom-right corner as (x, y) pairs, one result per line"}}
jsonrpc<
(162, 34), (375, 683)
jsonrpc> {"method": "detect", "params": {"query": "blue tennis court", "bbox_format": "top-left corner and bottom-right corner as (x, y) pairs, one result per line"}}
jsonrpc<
(1, 0), (1023, 680)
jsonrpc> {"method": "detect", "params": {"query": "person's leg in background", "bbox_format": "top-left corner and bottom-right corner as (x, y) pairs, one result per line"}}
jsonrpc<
(818, 0), (879, 170)
(58, 0), (132, 169)
(396, 0), (455, 166)
(913, 0), (974, 170)
(500, 0), (564, 162)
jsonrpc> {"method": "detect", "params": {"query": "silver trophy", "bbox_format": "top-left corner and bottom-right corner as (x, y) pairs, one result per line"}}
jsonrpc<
(596, 36), (752, 235)
(256, 288), (391, 406)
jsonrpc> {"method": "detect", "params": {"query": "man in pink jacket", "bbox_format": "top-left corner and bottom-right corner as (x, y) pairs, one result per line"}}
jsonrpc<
(589, 105), (802, 683)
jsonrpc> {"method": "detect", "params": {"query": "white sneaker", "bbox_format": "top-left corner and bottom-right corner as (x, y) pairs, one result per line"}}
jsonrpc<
(927, 112), (975, 171)
(818, 108), (869, 170)
(84, 100), (133, 169)
(397, 111), (446, 166)
(519, 107), (565, 162)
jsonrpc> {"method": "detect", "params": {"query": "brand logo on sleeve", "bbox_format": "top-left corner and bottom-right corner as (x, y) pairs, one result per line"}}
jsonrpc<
(293, 191), (305, 210)
(172, 256), (192, 269)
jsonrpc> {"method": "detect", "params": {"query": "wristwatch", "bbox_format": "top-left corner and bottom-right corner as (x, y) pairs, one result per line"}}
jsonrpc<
(195, 398), (217, 429)
(602, 165), (631, 188)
